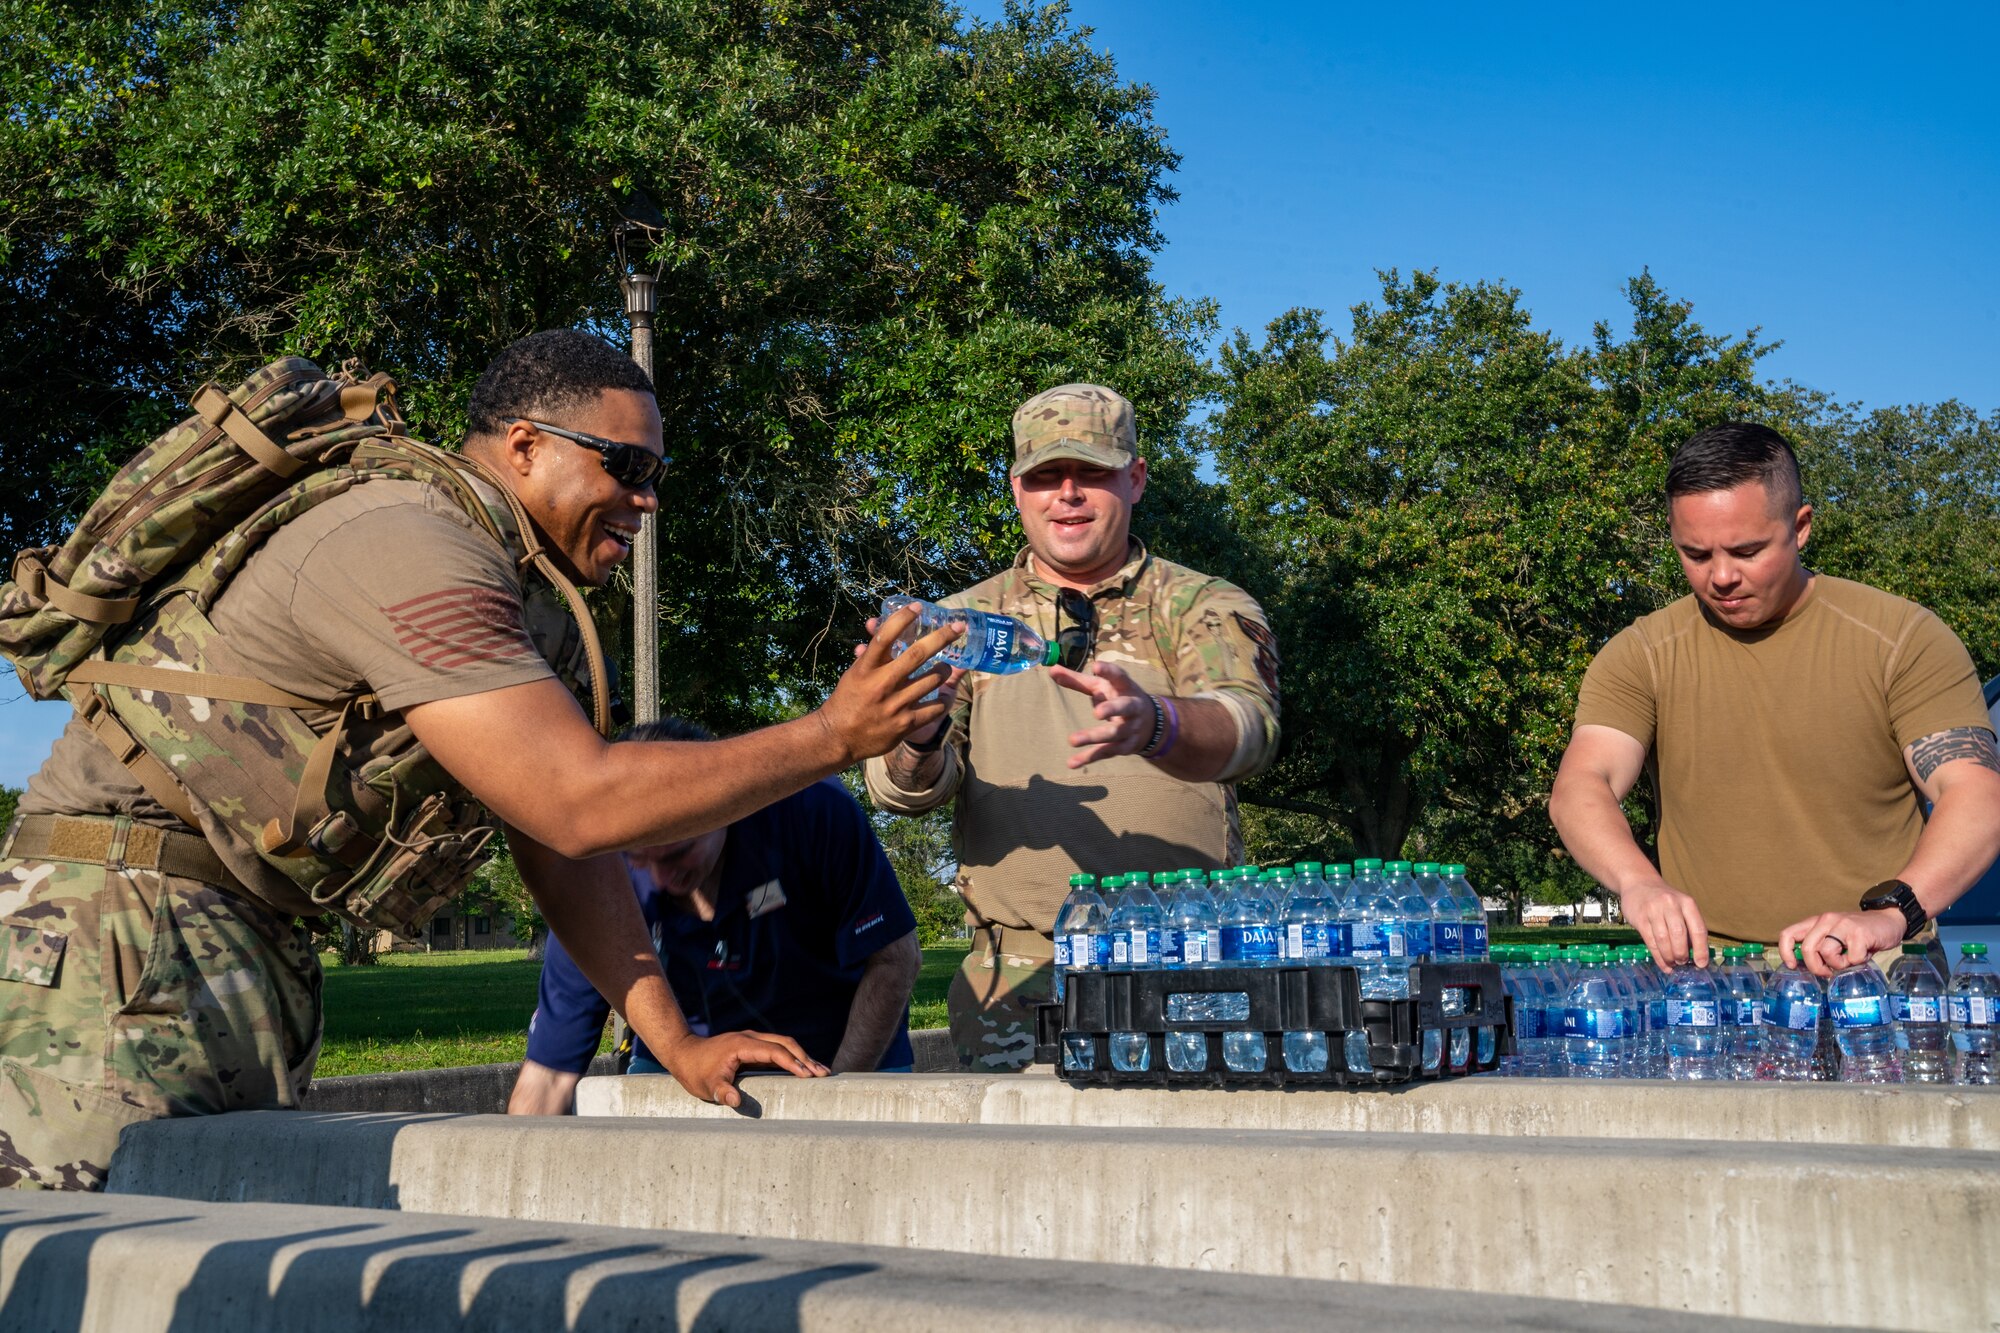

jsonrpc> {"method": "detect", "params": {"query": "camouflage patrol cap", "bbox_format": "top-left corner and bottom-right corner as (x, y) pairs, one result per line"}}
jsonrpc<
(1010, 383), (1137, 478)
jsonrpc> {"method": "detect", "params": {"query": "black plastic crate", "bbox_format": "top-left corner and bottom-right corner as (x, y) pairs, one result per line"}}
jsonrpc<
(1033, 961), (1511, 1088)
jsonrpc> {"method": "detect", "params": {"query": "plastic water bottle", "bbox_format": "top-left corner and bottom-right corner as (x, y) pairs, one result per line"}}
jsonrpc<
(1663, 956), (1724, 1080)
(1327, 863), (1352, 906)
(1215, 869), (1276, 1071)
(1345, 860), (1405, 999)
(1053, 874), (1108, 1070)
(1160, 872), (1218, 1072)
(880, 594), (1060, 675)
(1602, 948), (1647, 1077)
(1827, 961), (1901, 1083)
(1495, 948), (1536, 1076)
(1529, 946), (1566, 1075)
(1419, 863), (1459, 962)
(1621, 946), (1669, 1077)
(1163, 873), (1215, 970)
(1105, 877), (1164, 1072)
(1888, 952), (1950, 1083)
(1385, 861), (1433, 963)
(1762, 954), (1823, 1081)
(1716, 947), (1766, 1080)
(1279, 867), (1343, 1074)
(1051, 872), (1098, 1001)
(1560, 949), (1629, 1078)
(1950, 942), (1998, 1085)
(1445, 865), (1490, 961)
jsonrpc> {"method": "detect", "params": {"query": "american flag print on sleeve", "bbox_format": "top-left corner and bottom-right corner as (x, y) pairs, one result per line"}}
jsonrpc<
(380, 586), (543, 671)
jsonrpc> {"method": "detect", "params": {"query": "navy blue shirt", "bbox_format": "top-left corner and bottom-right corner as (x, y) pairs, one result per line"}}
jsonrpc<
(526, 778), (916, 1073)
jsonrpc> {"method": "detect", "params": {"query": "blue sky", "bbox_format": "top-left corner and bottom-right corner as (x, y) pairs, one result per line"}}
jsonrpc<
(970, 0), (1999, 406)
(4, 3), (1995, 788)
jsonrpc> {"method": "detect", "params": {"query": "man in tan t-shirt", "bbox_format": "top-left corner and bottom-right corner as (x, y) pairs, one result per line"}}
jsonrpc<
(863, 384), (1281, 1069)
(2, 330), (958, 1188)
(1551, 422), (2000, 977)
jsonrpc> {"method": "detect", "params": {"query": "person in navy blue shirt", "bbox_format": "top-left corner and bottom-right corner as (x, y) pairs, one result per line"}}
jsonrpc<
(508, 717), (922, 1114)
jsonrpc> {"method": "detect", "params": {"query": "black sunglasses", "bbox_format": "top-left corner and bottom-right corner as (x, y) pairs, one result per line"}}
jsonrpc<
(1054, 588), (1096, 670)
(504, 416), (669, 490)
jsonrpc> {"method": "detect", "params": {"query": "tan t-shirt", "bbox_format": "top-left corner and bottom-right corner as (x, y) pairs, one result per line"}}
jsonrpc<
(21, 476), (558, 906)
(1574, 575), (1992, 943)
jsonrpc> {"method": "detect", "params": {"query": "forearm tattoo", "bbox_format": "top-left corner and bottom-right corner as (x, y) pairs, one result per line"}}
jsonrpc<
(885, 740), (948, 791)
(1909, 726), (2000, 782)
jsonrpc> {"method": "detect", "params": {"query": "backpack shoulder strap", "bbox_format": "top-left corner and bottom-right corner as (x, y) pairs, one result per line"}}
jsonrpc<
(436, 453), (615, 739)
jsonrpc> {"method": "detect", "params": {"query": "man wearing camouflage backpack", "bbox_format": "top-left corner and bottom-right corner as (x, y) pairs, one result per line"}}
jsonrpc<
(0, 330), (956, 1189)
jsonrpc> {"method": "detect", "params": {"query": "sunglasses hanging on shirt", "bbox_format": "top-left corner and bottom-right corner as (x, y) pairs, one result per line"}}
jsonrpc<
(1054, 588), (1097, 671)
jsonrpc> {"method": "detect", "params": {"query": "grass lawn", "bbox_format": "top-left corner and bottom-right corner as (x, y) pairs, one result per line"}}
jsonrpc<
(318, 943), (971, 1078)
(316, 929), (1632, 1077)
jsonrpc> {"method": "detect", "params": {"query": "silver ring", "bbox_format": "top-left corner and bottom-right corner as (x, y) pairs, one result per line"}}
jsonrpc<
(1824, 934), (1848, 954)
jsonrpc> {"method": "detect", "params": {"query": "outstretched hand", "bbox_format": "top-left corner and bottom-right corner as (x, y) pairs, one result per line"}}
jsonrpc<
(662, 1030), (828, 1109)
(817, 607), (961, 763)
(1049, 660), (1155, 768)
(858, 615), (966, 747)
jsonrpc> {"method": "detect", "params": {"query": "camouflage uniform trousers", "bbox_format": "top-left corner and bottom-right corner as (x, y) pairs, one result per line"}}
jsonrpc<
(0, 855), (320, 1190)
(947, 924), (1054, 1072)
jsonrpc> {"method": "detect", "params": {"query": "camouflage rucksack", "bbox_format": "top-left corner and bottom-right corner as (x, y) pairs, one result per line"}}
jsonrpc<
(0, 357), (612, 934)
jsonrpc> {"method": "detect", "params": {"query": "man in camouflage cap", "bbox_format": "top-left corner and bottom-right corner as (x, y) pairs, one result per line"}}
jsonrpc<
(865, 383), (1282, 1071)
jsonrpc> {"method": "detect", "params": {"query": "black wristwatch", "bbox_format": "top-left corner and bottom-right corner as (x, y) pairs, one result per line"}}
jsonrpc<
(1859, 879), (1927, 941)
(904, 726), (949, 755)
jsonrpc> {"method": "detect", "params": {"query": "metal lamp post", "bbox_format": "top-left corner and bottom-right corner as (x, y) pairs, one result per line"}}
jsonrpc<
(614, 220), (664, 725)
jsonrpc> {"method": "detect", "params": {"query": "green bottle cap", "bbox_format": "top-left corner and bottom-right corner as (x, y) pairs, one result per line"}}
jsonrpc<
(1296, 861), (1324, 874)
(1272, 866), (1296, 879)
(1355, 858), (1383, 870)
(1386, 860), (1413, 873)
(1152, 871), (1175, 886)
(1179, 868), (1208, 881)
(1414, 862), (1439, 874)
(1446, 864), (1467, 876)
(1964, 943), (1989, 958)
(1040, 640), (1062, 667)
(1067, 873), (1096, 887)
(1331, 864), (1353, 877)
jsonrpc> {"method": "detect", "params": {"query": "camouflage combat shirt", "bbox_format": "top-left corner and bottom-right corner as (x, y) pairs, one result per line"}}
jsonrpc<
(864, 541), (1281, 935)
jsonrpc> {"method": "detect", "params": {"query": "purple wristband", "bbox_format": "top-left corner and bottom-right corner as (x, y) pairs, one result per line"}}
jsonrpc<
(1150, 696), (1181, 760)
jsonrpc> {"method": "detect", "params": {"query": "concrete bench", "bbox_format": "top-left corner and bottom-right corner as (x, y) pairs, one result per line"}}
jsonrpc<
(0, 1190), (1789, 1332)
(577, 1068), (2000, 1150)
(104, 1110), (1999, 1329)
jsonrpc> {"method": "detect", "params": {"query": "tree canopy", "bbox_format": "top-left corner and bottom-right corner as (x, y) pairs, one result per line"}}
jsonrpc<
(1, 0), (1210, 726)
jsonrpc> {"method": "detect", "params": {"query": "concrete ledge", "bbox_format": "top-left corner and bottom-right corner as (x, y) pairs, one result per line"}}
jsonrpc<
(577, 1069), (2000, 1150)
(300, 1030), (956, 1116)
(304, 1055), (620, 1115)
(0, 1191), (1799, 1332)
(105, 1111), (2000, 1329)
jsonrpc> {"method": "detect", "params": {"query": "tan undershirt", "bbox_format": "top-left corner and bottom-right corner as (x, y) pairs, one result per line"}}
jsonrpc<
(1575, 575), (1991, 943)
(21, 477), (556, 907)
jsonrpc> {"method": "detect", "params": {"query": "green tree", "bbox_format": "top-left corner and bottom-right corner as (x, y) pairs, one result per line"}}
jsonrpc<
(0, 784), (19, 835)
(1209, 271), (1774, 882)
(1, 0), (1208, 729)
(1785, 396), (2000, 678)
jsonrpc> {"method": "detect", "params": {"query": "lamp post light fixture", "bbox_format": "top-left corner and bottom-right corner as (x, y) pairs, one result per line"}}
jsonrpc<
(613, 215), (666, 725)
